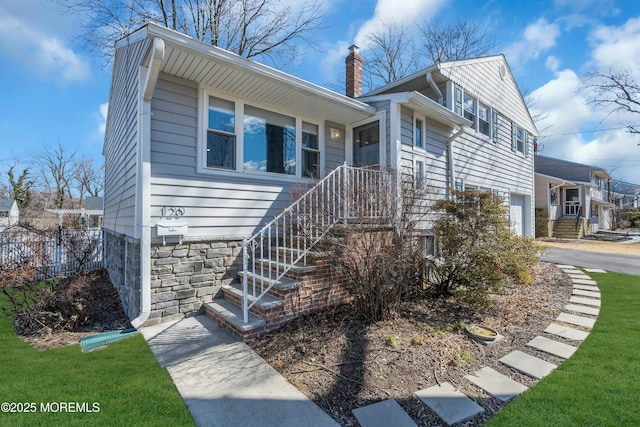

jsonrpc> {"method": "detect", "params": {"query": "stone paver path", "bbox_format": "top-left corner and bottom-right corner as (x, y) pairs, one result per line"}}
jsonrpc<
(415, 382), (484, 426)
(573, 284), (600, 291)
(464, 367), (528, 402)
(572, 289), (600, 298)
(527, 336), (577, 359)
(584, 268), (607, 273)
(570, 295), (601, 307)
(565, 303), (600, 316)
(499, 350), (557, 379)
(556, 312), (596, 329)
(572, 278), (598, 286)
(544, 323), (589, 341)
(352, 399), (417, 427)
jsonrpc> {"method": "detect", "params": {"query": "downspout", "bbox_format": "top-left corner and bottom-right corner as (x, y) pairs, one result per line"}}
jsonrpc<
(131, 37), (165, 329)
(447, 125), (465, 199)
(426, 72), (444, 105)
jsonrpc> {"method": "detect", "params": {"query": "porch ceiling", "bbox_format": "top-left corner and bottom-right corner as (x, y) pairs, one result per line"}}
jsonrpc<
(145, 23), (376, 125)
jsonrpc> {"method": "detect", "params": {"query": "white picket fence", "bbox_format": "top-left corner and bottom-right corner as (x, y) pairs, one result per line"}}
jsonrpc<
(0, 228), (103, 278)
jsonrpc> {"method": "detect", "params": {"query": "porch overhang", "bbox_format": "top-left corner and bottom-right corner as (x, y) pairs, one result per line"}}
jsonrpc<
(126, 23), (376, 125)
(535, 173), (575, 189)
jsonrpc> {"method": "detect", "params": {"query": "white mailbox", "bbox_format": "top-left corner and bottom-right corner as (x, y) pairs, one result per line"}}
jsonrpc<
(156, 222), (188, 244)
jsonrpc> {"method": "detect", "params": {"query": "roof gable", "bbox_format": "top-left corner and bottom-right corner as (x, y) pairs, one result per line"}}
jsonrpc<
(0, 200), (17, 211)
(535, 155), (611, 182)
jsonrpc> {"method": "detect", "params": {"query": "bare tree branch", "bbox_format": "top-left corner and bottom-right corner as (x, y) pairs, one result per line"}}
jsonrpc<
(420, 20), (495, 64)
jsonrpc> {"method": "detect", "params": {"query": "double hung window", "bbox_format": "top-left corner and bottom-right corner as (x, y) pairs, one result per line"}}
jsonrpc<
(206, 97), (236, 169)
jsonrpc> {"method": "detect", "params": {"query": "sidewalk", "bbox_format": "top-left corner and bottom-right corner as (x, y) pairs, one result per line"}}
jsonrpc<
(140, 315), (338, 427)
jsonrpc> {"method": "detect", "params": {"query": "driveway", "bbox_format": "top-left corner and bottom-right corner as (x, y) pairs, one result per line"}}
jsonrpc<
(541, 242), (640, 276)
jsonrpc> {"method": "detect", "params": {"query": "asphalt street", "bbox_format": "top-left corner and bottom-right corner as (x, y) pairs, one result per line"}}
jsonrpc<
(541, 247), (640, 276)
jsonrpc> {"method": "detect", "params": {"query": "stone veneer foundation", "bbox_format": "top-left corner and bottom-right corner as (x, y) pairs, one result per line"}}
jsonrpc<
(104, 228), (243, 326)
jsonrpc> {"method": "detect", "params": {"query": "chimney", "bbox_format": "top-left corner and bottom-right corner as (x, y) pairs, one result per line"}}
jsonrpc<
(345, 44), (362, 98)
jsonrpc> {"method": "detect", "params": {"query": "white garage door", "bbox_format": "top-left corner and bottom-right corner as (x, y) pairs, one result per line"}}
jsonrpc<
(510, 195), (524, 236)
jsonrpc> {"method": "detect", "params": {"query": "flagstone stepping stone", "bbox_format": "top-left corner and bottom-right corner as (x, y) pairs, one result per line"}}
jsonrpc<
(567, 273), (592, 280)
(352, 399), (417, 427)
(565, 303), (599, 316)
(570, 296), (601, 307)
(499, 350), (557, 379)
(556, 312), (595, 329)
(415, 382), (484, 426)
(545, 323), (590, 341)
(572, 289), (600, 298)
(584, 268), (607, 273)
(527, 336), (577, 359)
(573, 284), (600, 292)
(572, 278), (598, 286)
(464, 367), (528, 402)
(556, 264), (577, 269)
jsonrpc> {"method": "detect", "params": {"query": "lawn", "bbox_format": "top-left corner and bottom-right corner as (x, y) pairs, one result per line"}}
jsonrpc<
(488, 271), (640, 426)
(0, 307), (195, 426)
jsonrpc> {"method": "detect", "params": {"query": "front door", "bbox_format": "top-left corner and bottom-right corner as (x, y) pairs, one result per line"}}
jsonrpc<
(564, 187), (581, 216)
(353, 121), (380, 167)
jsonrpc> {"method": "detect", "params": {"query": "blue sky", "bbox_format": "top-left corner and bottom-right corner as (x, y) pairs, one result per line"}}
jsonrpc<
(1, 0), (640, 188)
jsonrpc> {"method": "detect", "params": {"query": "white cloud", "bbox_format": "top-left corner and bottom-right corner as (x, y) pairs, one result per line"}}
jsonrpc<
(96, 102), (109, 140)
(353, 0), (445, 48)
(504, 17), (561, 68)
(0, 2), (90, 84)
(590, 16), (640, 74)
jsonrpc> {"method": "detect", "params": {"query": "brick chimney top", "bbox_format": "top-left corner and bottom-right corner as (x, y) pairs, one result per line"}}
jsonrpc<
(345, 44), (363, 98)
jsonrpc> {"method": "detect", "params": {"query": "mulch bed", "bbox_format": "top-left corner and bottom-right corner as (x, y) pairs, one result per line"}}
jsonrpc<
(249, 262), (573, 426)
(13, 269), (131, 351)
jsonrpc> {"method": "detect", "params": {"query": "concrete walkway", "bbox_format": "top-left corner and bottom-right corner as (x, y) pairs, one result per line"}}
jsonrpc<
(141, 264), (601, 426)
(140, 315), (338, 427)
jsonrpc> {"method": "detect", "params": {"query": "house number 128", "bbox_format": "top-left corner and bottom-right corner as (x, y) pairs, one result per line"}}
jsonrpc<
(162, 206), (185, 217)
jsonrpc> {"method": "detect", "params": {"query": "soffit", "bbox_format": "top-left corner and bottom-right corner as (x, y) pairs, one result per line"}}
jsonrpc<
(146, 24), (376, 124)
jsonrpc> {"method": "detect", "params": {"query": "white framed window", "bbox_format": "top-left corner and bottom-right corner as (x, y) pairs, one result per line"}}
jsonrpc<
(415, 159), (425, 189)
(302, 121), (320, 177)
(206, 96), (236, 170)
(463, 93), (476, 129)
(201, 91), (323, 179)
(478, 103), (490, 137)
(414, 117), (424, 149)
(511, 122), (527, 155)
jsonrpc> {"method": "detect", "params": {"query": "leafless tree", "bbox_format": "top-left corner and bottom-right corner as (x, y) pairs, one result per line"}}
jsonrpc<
(73, 157), (104, 201)
(583, 70), (640, 141)
(361, 19), (495, 91)
(420, 20), (495, 64)
(59, 0), (326, 67)
(363, 22), (419, 89)
(33, 144), (76, 209)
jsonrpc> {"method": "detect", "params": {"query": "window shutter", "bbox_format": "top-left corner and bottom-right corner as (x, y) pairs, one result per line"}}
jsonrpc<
(454, 85), (463, 116)
(511, 122), (517, 152)
(492, 110), (499, 143)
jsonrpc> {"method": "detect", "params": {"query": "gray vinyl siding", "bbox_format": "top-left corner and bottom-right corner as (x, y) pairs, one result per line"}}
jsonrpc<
(148, 75), (294, 239)
(103, 38), (150, 237)
(325, 121), (345, 172)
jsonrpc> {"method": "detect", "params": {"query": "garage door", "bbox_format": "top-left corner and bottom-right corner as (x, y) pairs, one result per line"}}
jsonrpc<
(510, 195), (524, 236)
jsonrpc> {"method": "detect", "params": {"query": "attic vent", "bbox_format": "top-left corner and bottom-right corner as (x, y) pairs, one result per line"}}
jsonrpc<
(499, 64), (507, 80)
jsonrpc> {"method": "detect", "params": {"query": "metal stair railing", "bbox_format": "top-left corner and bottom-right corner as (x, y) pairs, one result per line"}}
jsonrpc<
(241, 163), (387, 323)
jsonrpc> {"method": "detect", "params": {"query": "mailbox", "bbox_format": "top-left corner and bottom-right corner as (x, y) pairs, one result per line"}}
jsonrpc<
(156, 222), (188, 244)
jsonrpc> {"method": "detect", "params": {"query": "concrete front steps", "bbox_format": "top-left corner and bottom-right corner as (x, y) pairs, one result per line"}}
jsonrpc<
(552, 217), (584, 239)
(352, 264), (602, 426)
(205, 251), (349, 341)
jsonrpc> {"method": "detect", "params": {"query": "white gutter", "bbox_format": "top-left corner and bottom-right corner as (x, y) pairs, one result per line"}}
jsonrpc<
(131, 36), (165, 329)
(447, 126), (466, 199)
(426, 72), (443, 105)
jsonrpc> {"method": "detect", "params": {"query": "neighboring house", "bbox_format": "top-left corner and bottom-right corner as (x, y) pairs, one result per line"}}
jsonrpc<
(0, 199), (19, 230)
(610, 180), (640, 210)
(103, 23), (537, 336)
(47, 196), (104, 228)
(535, 155), (614, 238)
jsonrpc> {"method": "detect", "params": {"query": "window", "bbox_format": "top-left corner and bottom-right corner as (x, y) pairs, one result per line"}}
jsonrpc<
(206, 97), (236, 169)
(516, 127), (524, 153)
(302, 122), (320, 178)
(243, 105), (296, 175)
(478, 103), (490, 136)
(511, 122), (527, 155)
(415, 160), (425, 189)
(463, 94), (476, 128)
(415, 118), (424, 149)
(353, 121), (380, 166)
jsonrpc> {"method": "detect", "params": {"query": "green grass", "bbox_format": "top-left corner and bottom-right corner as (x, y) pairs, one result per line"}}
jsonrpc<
(488, 271), (640, 426)
(0, 305), (195, 426)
